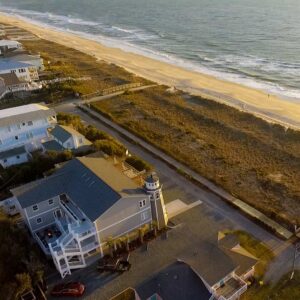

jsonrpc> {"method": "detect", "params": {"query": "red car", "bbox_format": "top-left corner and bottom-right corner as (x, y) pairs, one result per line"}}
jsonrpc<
(51, 282), (85, 297)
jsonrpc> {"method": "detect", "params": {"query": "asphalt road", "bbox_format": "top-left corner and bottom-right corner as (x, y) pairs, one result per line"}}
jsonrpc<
(51, 101), (299, 295)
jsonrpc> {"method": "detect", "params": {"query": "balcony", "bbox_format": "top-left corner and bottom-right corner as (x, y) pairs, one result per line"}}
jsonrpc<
(34, 223), (62, 254)
(215, 276), (247, 300)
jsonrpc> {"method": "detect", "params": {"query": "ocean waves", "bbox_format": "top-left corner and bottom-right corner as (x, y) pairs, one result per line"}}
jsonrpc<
(1, 3), (300, 100)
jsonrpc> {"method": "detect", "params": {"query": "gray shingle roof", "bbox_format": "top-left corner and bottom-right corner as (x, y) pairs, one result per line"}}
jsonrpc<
(0, 59), (33, 71)
(12, 157), (145, 221)
(0, 106), (56, 128)
(0, 145), (27, 160)
(0, 72), (21, 86)
(42, 140), (65, 152)
(178, 241), (237, 286)
(50, 125), (73, 143)
(136, 262), (212, 300)
(222, 249), (258, 278)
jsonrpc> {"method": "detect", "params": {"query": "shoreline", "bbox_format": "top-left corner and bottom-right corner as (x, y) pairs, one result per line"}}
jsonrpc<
(1, 13), (300, 130)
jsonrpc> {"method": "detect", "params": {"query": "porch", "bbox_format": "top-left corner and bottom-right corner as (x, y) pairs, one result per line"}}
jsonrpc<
(215, 276), (247, 300)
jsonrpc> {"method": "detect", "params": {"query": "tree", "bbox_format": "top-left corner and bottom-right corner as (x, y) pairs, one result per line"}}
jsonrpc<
(106, 237), (115, 258)
(138, 225), (147, 244)
(14, 273), (32, 299)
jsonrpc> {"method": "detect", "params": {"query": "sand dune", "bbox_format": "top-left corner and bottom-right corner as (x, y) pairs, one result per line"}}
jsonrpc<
(1, 13), (300, 130)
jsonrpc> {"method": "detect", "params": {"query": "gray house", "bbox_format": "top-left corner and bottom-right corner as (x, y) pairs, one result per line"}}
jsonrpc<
(12, 156), (168, 278)
(48, 125), (92, 151)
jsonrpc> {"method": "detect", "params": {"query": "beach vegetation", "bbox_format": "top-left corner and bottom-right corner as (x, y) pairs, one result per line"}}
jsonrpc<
(92, 86), (300, 228)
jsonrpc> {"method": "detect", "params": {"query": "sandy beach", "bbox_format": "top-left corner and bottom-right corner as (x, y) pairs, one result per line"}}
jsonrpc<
(1, 13), (300, 130)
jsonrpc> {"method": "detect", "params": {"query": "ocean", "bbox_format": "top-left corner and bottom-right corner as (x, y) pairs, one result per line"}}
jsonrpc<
(1, 0), (300, 100)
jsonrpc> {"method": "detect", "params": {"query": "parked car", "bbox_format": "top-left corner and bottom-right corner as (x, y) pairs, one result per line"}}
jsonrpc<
(51, 282), (85, 297)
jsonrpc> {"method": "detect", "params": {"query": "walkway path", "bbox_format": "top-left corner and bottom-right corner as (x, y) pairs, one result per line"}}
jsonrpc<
(83, 84), (157, 104)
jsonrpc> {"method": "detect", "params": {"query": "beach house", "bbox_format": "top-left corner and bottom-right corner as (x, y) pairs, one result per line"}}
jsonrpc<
(0, 103), (57, 167)
(11, 156), (168, 278)
(0, 59), (39, 82)
(5, 53), (45, 71)
(0, 39), (22, 55)
(48, 125), (92, 151)
(0, 72), (29, 96)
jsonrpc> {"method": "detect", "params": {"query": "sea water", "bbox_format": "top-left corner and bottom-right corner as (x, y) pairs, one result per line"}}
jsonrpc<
(1, 0), (299, 100)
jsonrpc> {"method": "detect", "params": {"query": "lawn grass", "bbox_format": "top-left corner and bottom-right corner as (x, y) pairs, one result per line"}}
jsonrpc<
(92, 86), (300, 228)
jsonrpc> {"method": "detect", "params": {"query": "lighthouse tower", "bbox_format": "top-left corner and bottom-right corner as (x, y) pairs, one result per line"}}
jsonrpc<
(144, 173), (168, 230)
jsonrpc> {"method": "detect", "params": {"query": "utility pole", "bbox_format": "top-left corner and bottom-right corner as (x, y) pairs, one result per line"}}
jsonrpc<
(290, 225), (300, 280)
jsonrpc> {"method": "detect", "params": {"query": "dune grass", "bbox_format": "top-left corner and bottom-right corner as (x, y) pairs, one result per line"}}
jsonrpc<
(92, 86), (300, 228)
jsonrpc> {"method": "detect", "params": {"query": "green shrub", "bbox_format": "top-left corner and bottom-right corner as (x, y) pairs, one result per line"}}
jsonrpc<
(94, 140), (126, 156)
(125, 155), (152, 171)
(84, 125), (110, 142)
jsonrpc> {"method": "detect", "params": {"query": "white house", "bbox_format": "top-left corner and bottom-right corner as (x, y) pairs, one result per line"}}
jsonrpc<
(0, 145), (30, 168)
(6, 53), (45, 71)
(11, 156), (168, 278)
(0, 59), (39, 82)
(0, 103), (57, 168)
(0, 40), (22, 55)
(48, 125), (92, 151)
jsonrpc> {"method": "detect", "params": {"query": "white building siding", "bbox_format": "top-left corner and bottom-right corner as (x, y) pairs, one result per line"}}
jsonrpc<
(0, 117), (56, 152)
(24, 196), (60, 232)
(0, 151), (29, 168)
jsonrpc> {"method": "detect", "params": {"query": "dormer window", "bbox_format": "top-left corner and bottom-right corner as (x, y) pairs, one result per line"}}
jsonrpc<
(139, 199), (146, 208)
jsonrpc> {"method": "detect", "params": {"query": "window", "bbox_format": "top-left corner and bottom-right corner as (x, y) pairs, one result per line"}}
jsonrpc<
(16, 155), (20, 159)
(3, 159), (7, 163)
(141, 211), (148, 221)
(32, 204), (38, 211)
(139, 199), (146, 208)
(66, 142), (71, 148)
(156, 193), (160, 199)
(22, 123), (26, 126)
(48, 199), (54, 205)
(27, 121), (33, 126)
(15, 136), (18, 140)
(36, 217), (42, 224)
(26, 132), (33, 139)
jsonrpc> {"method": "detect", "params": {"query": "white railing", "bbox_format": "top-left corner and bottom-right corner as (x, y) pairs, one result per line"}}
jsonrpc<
(217, 281), (247, 300)
(81, 241), (99, 253)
